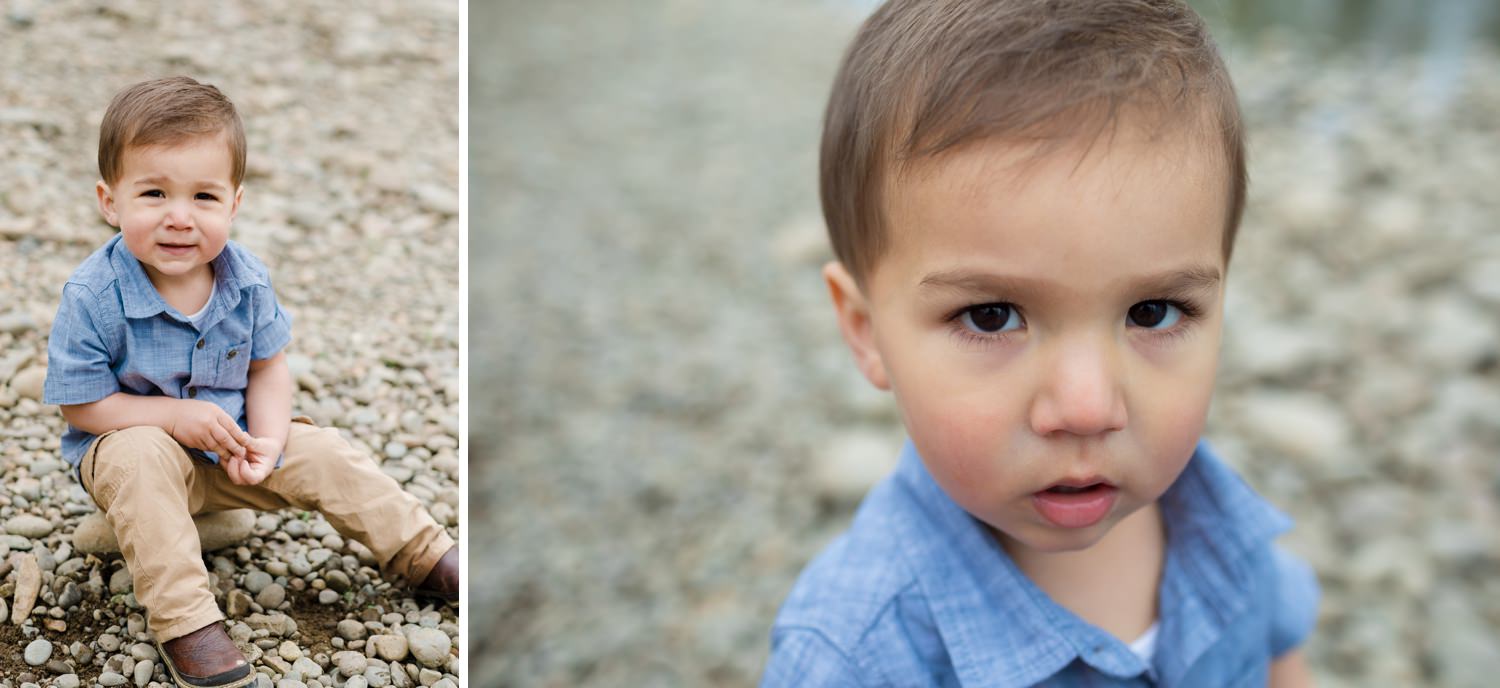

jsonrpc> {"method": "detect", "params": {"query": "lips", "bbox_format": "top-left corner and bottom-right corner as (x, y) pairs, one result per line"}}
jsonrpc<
(157, 243), (197, 256)
(1032, 479), (1117, 528)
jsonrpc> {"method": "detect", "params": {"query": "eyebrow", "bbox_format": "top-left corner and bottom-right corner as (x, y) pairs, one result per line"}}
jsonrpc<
(918, 265), (1222, 297)
(132, 176), (229, 191)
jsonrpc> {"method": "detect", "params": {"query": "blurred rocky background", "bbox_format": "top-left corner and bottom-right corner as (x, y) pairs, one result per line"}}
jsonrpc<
(473, 0), (1500, 686)
(1, 1), (460, 686)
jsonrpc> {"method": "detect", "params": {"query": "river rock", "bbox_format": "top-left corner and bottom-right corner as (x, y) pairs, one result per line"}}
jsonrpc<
(811, 429), (900, 502)
(109, 567), (133, 594)
(405, 627), (451, 668)
(243, 570), (273, 594)
(226, 589), (253, 617)
(10, 552), (40, 623)
(3, 514), (54, 538)
(1235, 392), (1352, 463)
(255, 583), (286, 609)
(7, 365), (45, 400)
(132, 658), (154, 686)
(74, 509), (256, 554)
(24, 637), (52, 665)
(370, 634), (408, 662)
(334, 650), (368, 677)
(337, 618), (368, 641)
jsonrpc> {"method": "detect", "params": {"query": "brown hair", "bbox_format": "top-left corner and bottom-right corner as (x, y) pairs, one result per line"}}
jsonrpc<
(821, 0), (1246, 283)
(98, 76), (247, 188)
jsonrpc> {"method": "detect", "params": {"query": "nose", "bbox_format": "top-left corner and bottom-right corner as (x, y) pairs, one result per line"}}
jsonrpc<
(1029, 333), (1127, 437)
(164, 201), (193, 230)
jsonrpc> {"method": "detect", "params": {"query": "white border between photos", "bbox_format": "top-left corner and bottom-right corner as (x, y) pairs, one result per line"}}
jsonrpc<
(457, 0), (470, 680)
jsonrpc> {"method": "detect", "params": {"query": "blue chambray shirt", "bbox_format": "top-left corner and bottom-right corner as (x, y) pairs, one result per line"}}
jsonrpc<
(43, 234), (292, 470)
(764, 440), (1319, 687)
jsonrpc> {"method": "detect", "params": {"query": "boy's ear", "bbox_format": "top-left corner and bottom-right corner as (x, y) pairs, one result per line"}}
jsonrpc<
(229, 185), (244, 221)
(824, 261), (891, 391)
(95, 181), (120, 227)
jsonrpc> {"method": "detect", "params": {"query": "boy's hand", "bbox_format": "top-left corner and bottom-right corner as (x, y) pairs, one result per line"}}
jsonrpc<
(224, 435), (282, 486)
(169, 400), (251, 460)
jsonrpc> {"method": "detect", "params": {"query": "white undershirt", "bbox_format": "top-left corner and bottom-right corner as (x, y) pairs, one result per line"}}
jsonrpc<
(1127, 621), (1160, 664)
(185, 280), (217, 328)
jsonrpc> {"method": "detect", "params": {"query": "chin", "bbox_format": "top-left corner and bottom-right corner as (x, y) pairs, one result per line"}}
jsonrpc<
(991, 520), (1111, 556)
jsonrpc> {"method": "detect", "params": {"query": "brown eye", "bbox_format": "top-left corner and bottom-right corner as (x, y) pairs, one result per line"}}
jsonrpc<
(960, 304), (1020, 334)
(1127, 301), (1180, 329)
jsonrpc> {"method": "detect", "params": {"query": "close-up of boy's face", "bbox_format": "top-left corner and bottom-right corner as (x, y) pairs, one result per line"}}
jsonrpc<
(97, 133), (242, 285)
(829, 116), (1231, 555)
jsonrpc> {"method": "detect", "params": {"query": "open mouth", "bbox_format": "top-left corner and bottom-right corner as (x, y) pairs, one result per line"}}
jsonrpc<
(1032, 480), (1118, 528)
(1044, 483), (1106, 495)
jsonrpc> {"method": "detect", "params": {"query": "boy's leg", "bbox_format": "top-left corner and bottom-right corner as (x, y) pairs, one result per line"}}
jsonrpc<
(80, 426), (223, 642)
(195, 419), (455, 585)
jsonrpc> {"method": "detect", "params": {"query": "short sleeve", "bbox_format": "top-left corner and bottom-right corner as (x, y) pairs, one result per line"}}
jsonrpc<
(1269, 545), (1320, 657)
(762, 628), (864, 688)
(43, 284), (121, 406)
(249, 284), (292, 360)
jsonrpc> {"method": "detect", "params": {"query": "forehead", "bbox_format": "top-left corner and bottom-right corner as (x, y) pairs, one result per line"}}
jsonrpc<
(875, 120), (1229, 293)
(117, 133), (235, 181)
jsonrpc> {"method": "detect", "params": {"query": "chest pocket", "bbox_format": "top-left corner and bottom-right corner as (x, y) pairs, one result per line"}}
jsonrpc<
(212, 340), (252, 389)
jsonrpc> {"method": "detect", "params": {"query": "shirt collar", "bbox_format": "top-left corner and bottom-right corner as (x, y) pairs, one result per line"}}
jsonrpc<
(889, 439), (1290, 687)
(1152, 441), (1291, 684)
(108, 235), (264, 323)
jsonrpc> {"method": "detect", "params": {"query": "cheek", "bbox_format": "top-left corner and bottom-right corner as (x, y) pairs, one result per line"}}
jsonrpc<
(894, 373), (1022, 494)
(1137, 343), (1220, 478)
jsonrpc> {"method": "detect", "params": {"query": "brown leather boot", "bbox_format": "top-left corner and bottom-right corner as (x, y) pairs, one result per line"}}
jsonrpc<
(413, 545), (458, 603)
(156, 621), (254, 688)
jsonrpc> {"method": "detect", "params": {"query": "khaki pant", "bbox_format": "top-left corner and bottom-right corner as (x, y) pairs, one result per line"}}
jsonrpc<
(80, 419), (454, 642)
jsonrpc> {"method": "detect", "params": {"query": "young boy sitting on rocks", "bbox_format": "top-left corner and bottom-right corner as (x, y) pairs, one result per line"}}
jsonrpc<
(764, 1), (1319, 685)
(42, 76), (458, 688)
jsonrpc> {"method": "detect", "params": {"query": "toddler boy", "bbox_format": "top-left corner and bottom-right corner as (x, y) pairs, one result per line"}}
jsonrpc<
(43, 77), (457, 688)
(764, 1), (1318, 685)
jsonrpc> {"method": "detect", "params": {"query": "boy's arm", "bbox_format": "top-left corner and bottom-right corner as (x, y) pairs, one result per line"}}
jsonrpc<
(1267, 545), (1319, 686)
(232, 351), (292, 485)
(60, 394), (251, 460)
(1269, 649), (1313, 687)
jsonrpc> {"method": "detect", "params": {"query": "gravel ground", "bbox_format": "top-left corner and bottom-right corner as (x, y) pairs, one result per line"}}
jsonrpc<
(1, 2), (460, 686)
(474, 1), (1500, 687)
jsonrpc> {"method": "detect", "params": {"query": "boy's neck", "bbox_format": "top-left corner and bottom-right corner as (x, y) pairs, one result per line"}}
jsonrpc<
(145, 263), (216, 316)
(1001, 502), (1165, 643)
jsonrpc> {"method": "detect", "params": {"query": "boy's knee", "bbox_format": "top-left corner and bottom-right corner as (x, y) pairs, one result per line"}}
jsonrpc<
(283, 426), (371, 476)
(93, 426), (191, 477)
(291, 425), (364, 464)
(88, 426), (191, 509)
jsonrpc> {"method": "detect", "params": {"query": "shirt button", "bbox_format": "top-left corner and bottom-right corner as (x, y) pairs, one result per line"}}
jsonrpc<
(227, 349), (238, 360)
(196, 339), (205, 349)
(187, 388), (197, 398)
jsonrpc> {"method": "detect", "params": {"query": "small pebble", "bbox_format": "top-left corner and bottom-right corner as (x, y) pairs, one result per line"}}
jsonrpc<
(23, 637), (52, 666)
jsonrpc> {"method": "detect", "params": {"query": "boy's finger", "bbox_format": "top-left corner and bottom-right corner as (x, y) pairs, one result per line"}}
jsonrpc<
(229, 457), (249, 485)
(208, 427), (233, 454)
(217, 416), (249, 453)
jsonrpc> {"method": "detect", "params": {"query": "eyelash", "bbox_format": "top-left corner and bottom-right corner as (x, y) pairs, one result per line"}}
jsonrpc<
(944, 298), (1203, 348)
(139, 190), (218, 201)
